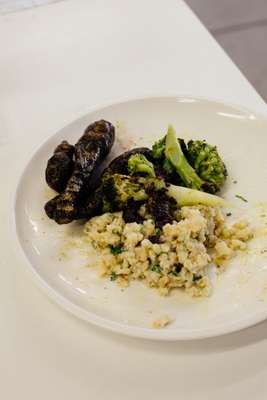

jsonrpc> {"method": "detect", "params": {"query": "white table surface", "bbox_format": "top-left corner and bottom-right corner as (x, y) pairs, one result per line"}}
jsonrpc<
(0, 0), (60, 14)
(1, 0), (267, 398)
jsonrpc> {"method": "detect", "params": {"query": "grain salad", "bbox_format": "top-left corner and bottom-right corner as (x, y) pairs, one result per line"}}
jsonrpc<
(83, 205), (253, 297)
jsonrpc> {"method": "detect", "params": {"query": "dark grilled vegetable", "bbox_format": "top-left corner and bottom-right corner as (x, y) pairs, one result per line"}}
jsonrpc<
(147, 187), (173, 228)
(45, 185), (104, 221)
(122, 199), (144, 223)
(45, 141), (74, 193)
(55, 149), (153, 222)
(74, 185), (104, 219)
(45, 120), (115, 224)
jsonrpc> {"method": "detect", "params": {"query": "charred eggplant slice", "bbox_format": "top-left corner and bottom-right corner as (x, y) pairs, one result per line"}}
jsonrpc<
(45, 140), (74, 193)
(45, 120), (115, 224)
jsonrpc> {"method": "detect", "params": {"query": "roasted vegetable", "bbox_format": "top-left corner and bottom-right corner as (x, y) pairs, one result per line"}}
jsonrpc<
(152, 134), (184, 184)
(126, 151), (184, 187)
(186, 140), (227, 193)
(56, 148), (153, 222)
(102, 172), (173, 227)
(103, 172), (227, 215)
(152, 135), (166, 160)
(106, 147), (153, 175)
(153, 125), (227, 193)
(165, 125), (204, 190)
(128, 153), (156, 177)
(77, 149), (154, 220)
(102, 174), (148, 210)
(45, 121), (228, 226)
(147, 187), (173, 228)
(45, 140), (74, 193)
(45, 120), (115, 224)
(122, 199), (144, 223)
(167, 184), (227, 207)
(73, 185), (104, 219)
(46, 175), (226, 228)
(128, 154), (176, 228)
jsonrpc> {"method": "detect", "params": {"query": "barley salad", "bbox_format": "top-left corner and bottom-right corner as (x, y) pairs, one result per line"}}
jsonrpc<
(83, 206), (252, 297)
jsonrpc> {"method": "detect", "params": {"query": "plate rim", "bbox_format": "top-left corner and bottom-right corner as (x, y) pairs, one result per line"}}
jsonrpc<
(14, 94), (267, 341)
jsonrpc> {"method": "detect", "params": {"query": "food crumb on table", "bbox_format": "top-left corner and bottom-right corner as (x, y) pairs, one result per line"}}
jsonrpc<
(152, 315), (172, 329)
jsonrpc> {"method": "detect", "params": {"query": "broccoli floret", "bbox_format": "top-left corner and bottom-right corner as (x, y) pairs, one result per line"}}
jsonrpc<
(162, 158), (175, 175)
(152, 135), (166, 159)
(165, 125), (204, 190)
(187, 140), (227, 193)
(102, 173), (148, 210)
(152, 125), (227, 193)
(152, 133), (186, 183)
(128, 153), (156, 177)
(102, 171), (227, 222)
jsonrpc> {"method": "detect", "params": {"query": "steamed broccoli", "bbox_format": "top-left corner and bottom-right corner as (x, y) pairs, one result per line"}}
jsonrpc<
(186, 140), (227, 192)
(165, 125), (204, 190)
(167, 184), (227, 207)
(152, 125), (227, 193)
(152, 135), (176, 176)
(128, 153), (156, 177)
(152, 136), (166, 159)
(162, 158), (175, 175)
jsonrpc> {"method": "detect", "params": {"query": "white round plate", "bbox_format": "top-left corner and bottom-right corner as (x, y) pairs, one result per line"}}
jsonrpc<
(15, 96), (267, 340)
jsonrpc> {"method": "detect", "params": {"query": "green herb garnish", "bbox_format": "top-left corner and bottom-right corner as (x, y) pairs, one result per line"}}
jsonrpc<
(110, 271), (118, 281)
(226, 212), (232, 217)
(155, 228), (161, 236)
(192, 273), (202, 282)
(151, 264), (162, 273)
(235, 194), (248, 203)
(108, 244), (124, 255)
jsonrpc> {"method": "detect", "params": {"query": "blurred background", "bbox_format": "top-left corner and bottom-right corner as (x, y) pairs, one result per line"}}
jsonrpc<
(186, 0), (267, 101)
(1, 0), (267, 101)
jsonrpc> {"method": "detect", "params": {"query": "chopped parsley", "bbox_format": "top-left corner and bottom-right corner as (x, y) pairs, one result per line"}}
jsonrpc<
(108, 244), (124, 255)
(235, 194), (248, 203)
(110, 271), (118, 281)
(155, 227), (161, 236)
(192, 273), (202, 282)
(226, 212), (232, 217)
(151, 264), (162, 273)
(233, 180), (238, 184)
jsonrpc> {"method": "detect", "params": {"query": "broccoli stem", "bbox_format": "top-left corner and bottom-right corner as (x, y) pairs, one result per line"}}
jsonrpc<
(167, 184), (227, 207)
(165, 125), (204, 190)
